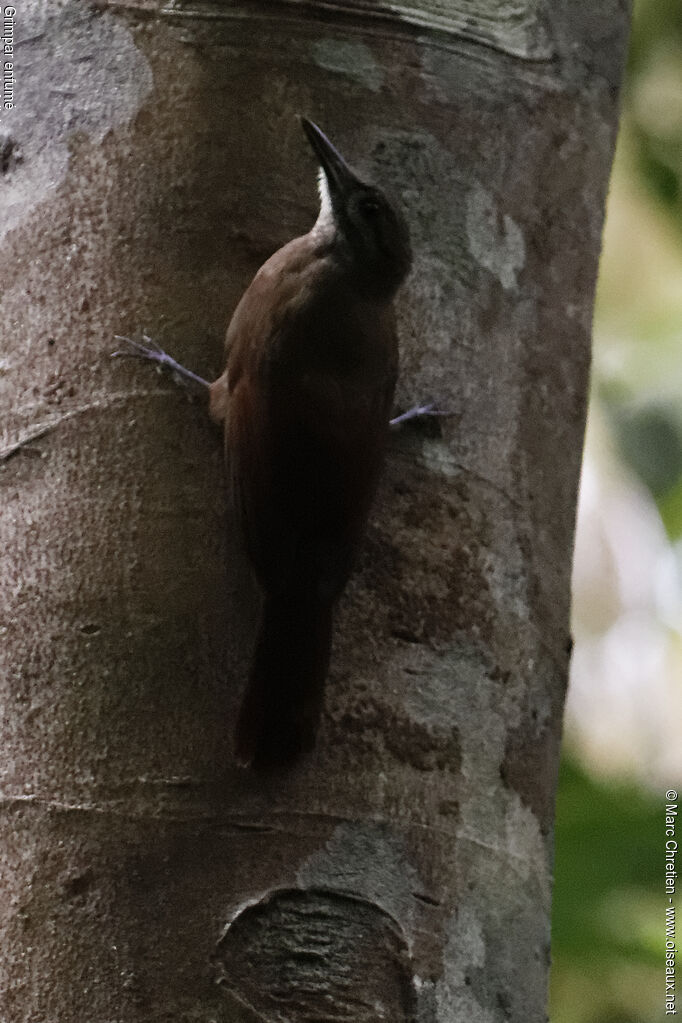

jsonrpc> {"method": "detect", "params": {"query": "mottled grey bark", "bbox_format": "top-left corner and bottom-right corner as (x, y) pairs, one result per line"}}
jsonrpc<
(0, 1), (628, 1020)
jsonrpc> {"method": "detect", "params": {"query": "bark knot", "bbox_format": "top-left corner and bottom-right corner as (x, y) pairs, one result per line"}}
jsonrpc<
(214, 887), (417, 1021)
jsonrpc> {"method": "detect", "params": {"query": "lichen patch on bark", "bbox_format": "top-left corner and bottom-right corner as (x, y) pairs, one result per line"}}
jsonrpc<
(465, 182), (526, 292)
(297, 821), (424, 945)
(1, 1), (153, 242)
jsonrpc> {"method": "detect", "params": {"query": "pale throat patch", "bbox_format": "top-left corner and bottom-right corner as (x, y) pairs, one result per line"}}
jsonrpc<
(314, 168), (334, 231)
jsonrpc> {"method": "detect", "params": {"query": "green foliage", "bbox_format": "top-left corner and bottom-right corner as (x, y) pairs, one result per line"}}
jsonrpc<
(606, 398), (682, 510)
(660, 475), (682, 537)
(595, 0), (682, 536)
(552, 3), (682, 1021)
(627, 0), (682, 221)
(550, 757), (664, 1023)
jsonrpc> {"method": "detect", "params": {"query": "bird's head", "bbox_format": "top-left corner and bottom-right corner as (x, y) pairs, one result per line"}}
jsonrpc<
(301, 117), (412, 300)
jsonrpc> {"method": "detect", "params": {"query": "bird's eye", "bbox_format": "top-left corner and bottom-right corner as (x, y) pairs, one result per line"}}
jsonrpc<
(359, 198), (381, 218)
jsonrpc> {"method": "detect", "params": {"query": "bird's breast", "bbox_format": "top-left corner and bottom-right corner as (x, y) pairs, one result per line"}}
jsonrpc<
(268, 301), (396, 443)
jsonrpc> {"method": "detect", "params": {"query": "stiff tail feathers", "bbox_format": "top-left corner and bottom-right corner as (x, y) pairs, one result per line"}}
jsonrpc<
(235, 593), (333, 769)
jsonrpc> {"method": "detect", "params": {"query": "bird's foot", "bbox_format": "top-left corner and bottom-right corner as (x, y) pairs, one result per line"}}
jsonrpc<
(111, 334), (210, 393)
(389, 403), (452, 428)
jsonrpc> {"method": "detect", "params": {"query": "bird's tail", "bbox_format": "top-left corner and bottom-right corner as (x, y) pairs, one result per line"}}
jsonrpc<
(235, 592), (334, 769)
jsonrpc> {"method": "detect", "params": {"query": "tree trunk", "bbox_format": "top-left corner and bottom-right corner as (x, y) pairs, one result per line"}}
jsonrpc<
(0, 2), (629, 1020)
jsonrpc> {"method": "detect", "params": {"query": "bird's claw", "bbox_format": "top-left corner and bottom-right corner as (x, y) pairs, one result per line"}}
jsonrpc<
(111, 334), (166, 364)
(389, 403), (453, 428)
(111, 334), (211, 393)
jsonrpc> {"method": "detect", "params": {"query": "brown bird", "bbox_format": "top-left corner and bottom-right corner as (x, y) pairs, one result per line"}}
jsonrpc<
(114, 118), (413, 768)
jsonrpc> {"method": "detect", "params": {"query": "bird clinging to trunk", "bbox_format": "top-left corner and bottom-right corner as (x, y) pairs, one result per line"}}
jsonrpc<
(209, 119), (412, 768)
(114, 118), (413, 769)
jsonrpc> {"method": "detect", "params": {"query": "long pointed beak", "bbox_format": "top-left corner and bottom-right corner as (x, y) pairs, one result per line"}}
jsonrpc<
(300, 117), (360, 198)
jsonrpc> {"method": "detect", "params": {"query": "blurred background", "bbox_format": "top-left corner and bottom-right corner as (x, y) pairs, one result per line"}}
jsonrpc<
(550, 0), (682, 1019)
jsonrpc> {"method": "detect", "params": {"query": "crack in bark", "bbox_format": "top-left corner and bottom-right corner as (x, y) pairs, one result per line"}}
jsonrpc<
(97, 0), (556, 64)
(1, 390), (171, 461)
